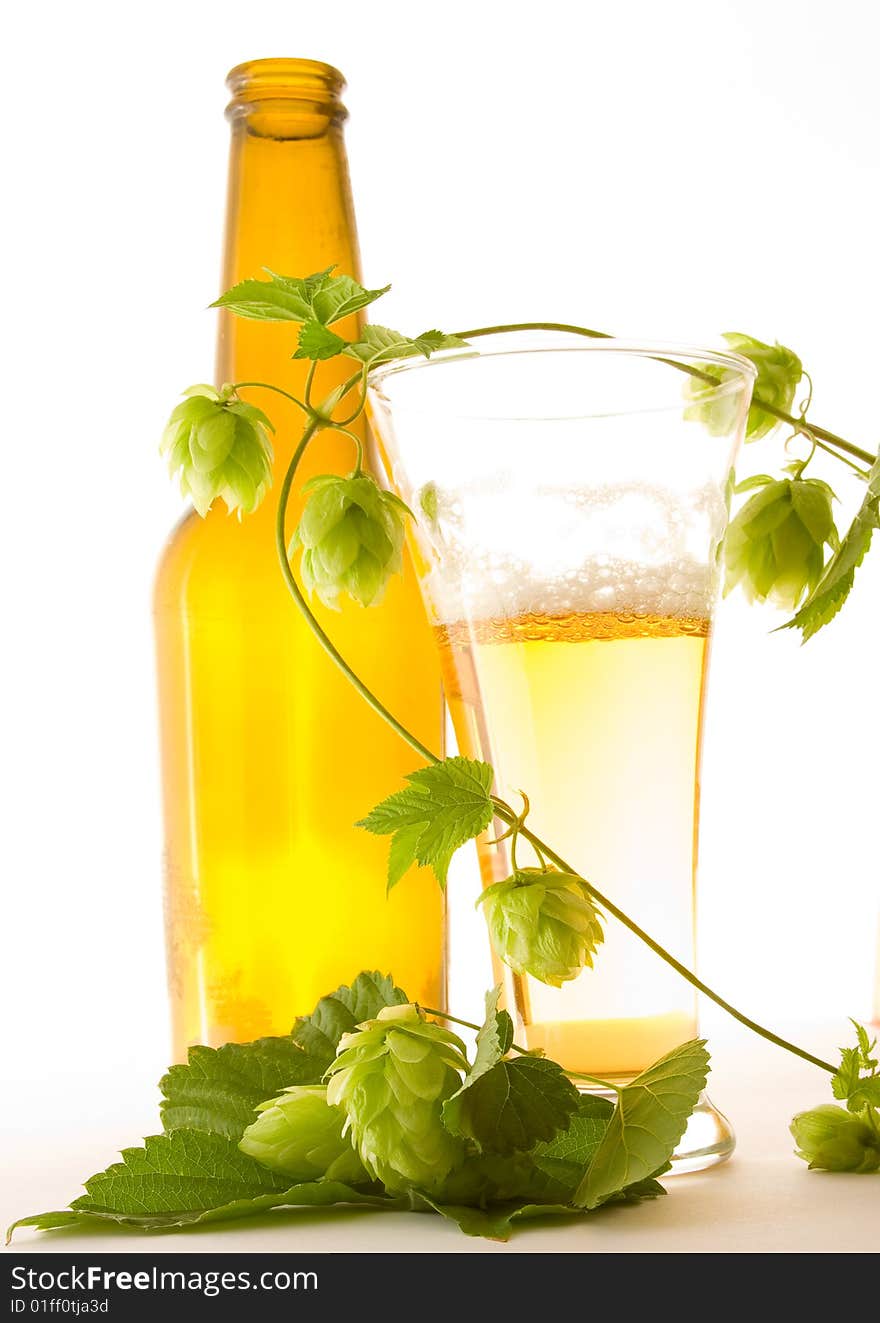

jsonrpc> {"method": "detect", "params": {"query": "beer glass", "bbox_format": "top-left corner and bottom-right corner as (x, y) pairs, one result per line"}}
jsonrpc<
(369, 333), (755, 1169)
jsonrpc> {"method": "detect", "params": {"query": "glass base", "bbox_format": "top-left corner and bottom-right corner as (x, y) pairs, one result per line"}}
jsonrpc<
(575, 1085), (735, 1174)
(666, 1092), (735, 1173)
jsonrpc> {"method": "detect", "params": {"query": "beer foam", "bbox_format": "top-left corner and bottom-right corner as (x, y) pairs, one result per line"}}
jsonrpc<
(416, 480), (724, 624)
(425, 553), (717, 623)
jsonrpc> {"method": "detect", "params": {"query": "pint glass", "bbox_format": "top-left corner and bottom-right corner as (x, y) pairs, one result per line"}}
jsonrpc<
(369, 334), (755, 1166)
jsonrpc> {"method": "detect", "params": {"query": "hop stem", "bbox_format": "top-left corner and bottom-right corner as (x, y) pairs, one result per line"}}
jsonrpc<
(452, 321), (877, 468)
(275, 420), (438, 766)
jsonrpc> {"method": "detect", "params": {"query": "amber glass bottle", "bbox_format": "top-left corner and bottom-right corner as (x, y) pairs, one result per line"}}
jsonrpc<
(155, 59), (444, 1058)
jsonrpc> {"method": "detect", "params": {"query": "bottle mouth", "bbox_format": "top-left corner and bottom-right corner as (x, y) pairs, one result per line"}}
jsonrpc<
(226, 57), (346, 121)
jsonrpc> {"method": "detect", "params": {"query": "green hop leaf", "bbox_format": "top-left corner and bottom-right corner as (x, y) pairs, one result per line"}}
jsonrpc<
(791, 1104), (880, 1172)
(290, 471), (411, 609)
(35, 1130), (291, 1223)
(160, 384), (274, 518)
(239, 1085), (368, 1185)
(358, 756), (495, 890)
(308, 272), (391, 325)
(210, 275), (318, 322)
(343, 324), (469, 365)
(723, 475), (839, 611)
(160, 1035), (327, 1140)
(415, 1166), (665, 1241)
(470, 987), (515, 1074)
(433, 1093), (669, 1222)
(528, 1094), (616, 1189)
(429, 1093), (612, 1209)
(851, 1019), (879, 1070)
(159, 972), (408, 1140)
(325, 1004), (469, 1193)
(832, 1046), (864, 1103)
(212, 267), (389, 326)
(443, 1054), (581, 1156)
(685, 333), (802, 441)
(440, 989), (579, 1157)
(290, 970), (410, 1069)
(8, 1174), (391, 1240)
(293, 320), (349, 361)
(829, 1022), (880, 1113)
(477, 867), (604, 987)
(782, 455), (880, 640)
(574, 1039), (710, 1209)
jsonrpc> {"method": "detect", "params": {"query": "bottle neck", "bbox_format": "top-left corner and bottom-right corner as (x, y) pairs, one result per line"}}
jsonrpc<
(215, 60), (365, 505)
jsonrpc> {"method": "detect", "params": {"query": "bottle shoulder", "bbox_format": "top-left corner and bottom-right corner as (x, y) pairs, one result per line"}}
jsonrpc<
(155, 506), (249, 615)
(155, 503), (271, 585)
(153, 503), (436, 641)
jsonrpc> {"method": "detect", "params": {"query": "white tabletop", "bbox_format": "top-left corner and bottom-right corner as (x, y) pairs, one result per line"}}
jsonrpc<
(4, 1020), (876, 1255)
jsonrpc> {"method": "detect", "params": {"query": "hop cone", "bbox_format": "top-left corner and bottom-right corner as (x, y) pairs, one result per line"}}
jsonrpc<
(723, 333), (803, 442)
(684, 332), (802, 441)
(291, 472), (411, 609)
(477, 867), (604, 987)
(161, 384), (274, 517)
(239, 1085), (367, 1185)
(724, 475), (838, 610)
(325, 1004), (469, 1192)
(791, 1104), (880, 1173)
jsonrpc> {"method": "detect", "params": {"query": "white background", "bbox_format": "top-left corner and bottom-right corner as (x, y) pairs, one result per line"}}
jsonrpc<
(2, 0), (878, 1129)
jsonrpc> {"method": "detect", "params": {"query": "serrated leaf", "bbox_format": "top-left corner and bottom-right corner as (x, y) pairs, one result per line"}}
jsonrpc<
(410, 329), (468, 355)
(831, 1046), (863, 1102)
(783, 456), (879, 640)
(211, 277), (313, 322)
(74, 1130), (289, 1216)
(470, 986), (514, 1075)
(574, 1039), (710, 1209)
(310, 274), (390, 325)
(264, 267), (336, 296)
(161, 973), (407, 1139)
(357, 756), (494, 889)
(343, 324), (468, 365)
(442, 1055), (580, 1155)
(439, 988), (518, 1146)
(8, 1181), (393, 1241)
(414, 1193), (582, 1240)
(787, 573), (855, 639)
(212, 269), (389, 329)
(290, 970), (409, 1066)
(529, 1094), (614, 1189)
(852, 1019), (878, 1067)
(6, 1211), (83, 1242)
(160, 1037), (326, 1139)
(603, 1174), (669, 1205)
(832, 1024), (880, 1112)
(414, 1173), (664, 1241)
(386, 821), (426, 891)
(293, 320), (349, 361)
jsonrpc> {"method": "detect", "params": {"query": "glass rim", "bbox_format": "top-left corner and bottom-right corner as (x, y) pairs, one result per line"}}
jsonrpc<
(367, 332), (757, 423)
